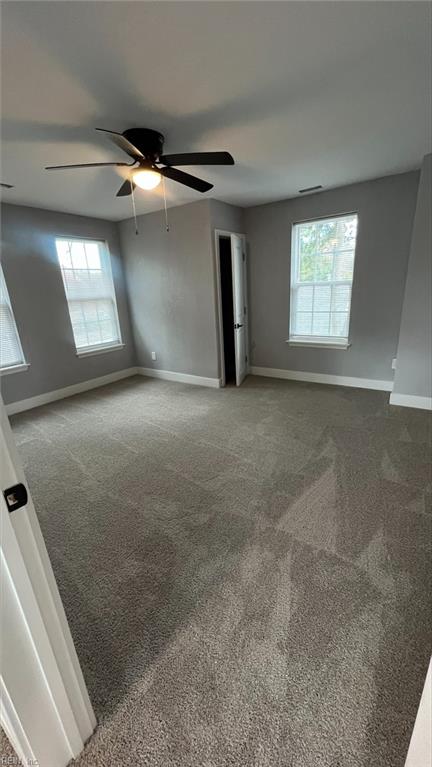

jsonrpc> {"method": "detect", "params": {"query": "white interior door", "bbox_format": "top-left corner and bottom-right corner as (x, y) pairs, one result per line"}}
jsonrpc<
(0, 395), (95, 766)
(230, 234), (247, 386)
(405, 659), (431, 766)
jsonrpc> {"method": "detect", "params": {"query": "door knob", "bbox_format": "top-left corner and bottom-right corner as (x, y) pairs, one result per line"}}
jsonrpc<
(234, 323), (244, 329)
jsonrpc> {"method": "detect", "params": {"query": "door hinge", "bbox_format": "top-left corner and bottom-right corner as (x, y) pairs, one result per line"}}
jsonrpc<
(242, 252), (245, 262)
(3, 483), (28, 513)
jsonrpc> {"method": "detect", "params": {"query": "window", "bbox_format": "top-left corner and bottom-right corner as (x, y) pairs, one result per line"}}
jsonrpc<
(289, 213), (358, 347)
(56, 238), (123, 355)
(0, 266), (27, 372)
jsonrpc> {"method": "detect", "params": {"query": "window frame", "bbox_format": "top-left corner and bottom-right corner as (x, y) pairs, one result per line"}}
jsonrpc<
(0, 265), (29, 375)
(288, 212), (358, 349)
(55, 236), (124, 357)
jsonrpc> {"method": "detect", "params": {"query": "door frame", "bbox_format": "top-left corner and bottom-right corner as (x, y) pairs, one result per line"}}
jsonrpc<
(214, 229), (248, 387)
(0, 394), (96, 766)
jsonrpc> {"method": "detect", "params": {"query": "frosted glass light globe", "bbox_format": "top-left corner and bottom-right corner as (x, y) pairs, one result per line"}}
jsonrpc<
(133, 170), (161, 190)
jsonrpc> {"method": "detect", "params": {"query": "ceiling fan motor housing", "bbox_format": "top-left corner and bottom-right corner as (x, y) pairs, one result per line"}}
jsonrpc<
(123, 128), (165, 164)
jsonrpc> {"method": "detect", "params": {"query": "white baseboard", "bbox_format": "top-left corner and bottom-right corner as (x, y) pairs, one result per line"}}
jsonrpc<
(389, 392), (432, 410)
(5, 366), (221, 416)
(7, 363), (405, 417)
(138, 367), (221, 388)
(250, 366), (393, 392)
(5, 368), (139, 415)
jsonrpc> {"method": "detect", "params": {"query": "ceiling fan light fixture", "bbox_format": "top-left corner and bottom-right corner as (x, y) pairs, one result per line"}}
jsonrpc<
(44, 128), (234, 198)
(133, 169), (161, 190)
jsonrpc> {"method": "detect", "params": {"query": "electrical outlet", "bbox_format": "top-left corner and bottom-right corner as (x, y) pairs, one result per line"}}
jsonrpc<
(151, 351), (157, 361)
(392, 358), (397, 370)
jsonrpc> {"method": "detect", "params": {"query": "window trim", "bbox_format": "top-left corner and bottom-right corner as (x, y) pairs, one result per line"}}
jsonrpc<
(55, 236), (123, 354)
(0, 266), (28, 372)
(286, 338), (351, 350)
(288, 212), (358, 348)
(0, 362), (30, 377)
(76, 342), (125, 358)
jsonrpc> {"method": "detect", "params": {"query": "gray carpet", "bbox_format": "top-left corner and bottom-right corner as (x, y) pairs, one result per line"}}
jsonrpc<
(10, 375), (432, 767)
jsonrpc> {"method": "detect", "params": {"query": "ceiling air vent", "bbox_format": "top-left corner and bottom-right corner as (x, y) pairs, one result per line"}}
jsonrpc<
(298, 185), (323, 194)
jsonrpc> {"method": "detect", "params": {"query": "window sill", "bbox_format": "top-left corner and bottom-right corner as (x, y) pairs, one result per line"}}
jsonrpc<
(286, 338), (351, 350)
(0, 363), (30, 376)
(76, 343), (125, 358)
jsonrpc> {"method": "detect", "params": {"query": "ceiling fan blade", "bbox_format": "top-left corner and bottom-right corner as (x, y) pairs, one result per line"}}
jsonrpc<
(116, 179), (136, 197)
(0, 182), (14, 189)
(159, 151), (234, 166)
(96, 128), (144, 160)
(45, 162), (133, 170)
(159, 166), (213, 193)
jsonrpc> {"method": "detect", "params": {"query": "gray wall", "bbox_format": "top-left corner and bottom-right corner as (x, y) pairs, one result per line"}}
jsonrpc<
(209, 200), (245, 234)
(119, 200), (220, 379)
(245, 171), (419, 382)
(1, 204), (135, 405)
(392, 155), (431, 400)
(1, 171), (423, 402)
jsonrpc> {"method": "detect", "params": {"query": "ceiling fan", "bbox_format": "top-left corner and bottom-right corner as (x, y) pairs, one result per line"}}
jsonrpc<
(0, 183), (14, 189)
(45, 128), (234, 197)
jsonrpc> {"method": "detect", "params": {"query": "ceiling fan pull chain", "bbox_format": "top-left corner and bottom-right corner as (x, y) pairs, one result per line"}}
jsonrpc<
(162, 176), (169, 232)
(130, 179), (139, 235)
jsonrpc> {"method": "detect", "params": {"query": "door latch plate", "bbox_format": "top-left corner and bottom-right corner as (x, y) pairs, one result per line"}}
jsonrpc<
(3, 483), (28, 513)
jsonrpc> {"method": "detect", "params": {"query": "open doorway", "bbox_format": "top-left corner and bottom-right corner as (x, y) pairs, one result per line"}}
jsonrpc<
(219, 237), (236, 384)
(215, 231), (248, 387)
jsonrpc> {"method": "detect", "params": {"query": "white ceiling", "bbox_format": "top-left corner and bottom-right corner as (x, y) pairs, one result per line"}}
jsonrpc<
(1, 1), (431, 221)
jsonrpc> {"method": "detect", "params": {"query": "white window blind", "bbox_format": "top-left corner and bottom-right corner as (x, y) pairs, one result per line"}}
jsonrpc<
(289, 213), (358, 345)
(55, 238), (122, 352)
(0, 266), (26, 370)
